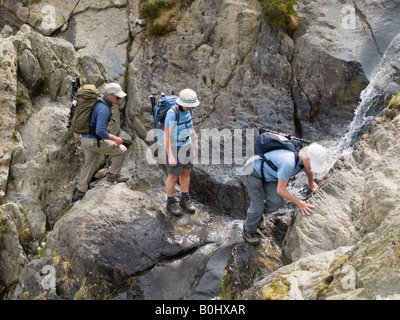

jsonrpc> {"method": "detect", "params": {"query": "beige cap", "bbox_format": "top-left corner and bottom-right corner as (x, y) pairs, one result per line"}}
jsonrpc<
(105, 83), (127, 98)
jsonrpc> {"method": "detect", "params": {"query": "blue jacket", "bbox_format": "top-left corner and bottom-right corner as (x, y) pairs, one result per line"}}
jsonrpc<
(82, 95), (112, 140)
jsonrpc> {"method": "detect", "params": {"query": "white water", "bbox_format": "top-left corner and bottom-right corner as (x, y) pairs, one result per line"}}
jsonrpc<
(337, 30), (400, 159)
(319, 80), (382, 177)
(339, 84), (379, 155)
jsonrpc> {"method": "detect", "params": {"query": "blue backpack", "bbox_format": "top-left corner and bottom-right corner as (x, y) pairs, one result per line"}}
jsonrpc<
(255, 131), (304, 183)
(150, 94), (192, 142)
(152, 94), (179, 129)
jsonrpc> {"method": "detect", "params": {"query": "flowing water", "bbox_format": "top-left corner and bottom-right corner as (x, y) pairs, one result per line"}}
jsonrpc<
(339, 85), (379, 155)
(321, 82), (383, 177)
(338, 30), (400, 158)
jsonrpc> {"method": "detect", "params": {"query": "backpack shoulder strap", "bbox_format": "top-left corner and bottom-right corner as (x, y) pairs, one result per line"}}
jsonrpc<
(97, 96), (111, 109)
(96, 96), (114, 124)
(171, 105), (180, 125)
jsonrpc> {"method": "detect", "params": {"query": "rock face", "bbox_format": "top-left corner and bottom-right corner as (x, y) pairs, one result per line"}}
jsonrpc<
(244, 105), (400, 300)
(1, 0), (400, 301)
(14, 182), (245, 300)
(0, 33), (18, 204)
(127, 0), (373, 142)
(0, 23), (124, 296)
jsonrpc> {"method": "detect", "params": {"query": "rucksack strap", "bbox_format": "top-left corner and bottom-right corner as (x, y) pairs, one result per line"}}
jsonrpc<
(260, 155), (278, 171)
(259, 155), (276, 186)
(171, 105), (180, 125)
(259, 154), (304, 185)
(171, 105), (193, 143)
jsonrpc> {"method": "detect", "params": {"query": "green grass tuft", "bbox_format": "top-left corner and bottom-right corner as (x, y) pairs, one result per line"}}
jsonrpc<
(259, 0), (298, 36)
(139, 0), (193, 36)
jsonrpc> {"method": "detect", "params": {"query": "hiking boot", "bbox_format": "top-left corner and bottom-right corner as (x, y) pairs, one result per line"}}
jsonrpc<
(72, 189), (86, 202)
(258, 216), (267, 230)
(107, 173), (129, 183)
(243, 227), (260, 245)
(167, 198), (183, 216)
(180, 194), (196, 214)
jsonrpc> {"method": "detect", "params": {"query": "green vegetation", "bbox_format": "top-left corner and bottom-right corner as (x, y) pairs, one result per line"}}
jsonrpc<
(262, 276), (290, 300)
(219, 278), (234, 300)
(388, 92), (400, 110)
(383, 92), (400, 122)
(316, 254), (349, 299)
(258, 0), (298, 36)
(139, 0), (194, 36)
(0, 207), (32, 254)
(18, 213), (33, 254)
(74, 277), (89, 300)
(16, 84), (30, 107)
(73, 277), (108, 300)
(139, 0), (298, 36)
(336, 77), (366, 106)
(0, 208), (6, 235)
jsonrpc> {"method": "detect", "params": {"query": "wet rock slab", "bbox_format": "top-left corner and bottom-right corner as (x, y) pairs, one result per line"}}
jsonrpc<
(15, 182), (245, 299)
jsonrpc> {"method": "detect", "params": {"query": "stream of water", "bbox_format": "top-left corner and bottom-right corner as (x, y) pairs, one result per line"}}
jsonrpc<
(340, 85), (378, 155)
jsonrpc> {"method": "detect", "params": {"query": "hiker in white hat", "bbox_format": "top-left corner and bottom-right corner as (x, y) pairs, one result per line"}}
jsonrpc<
(242, 141), (328, 245)
(305, 143), (328, 174)
(164, 88), (200, 216)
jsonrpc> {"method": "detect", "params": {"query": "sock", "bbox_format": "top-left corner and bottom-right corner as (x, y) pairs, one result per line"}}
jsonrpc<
(181, 192), (189, 198)
(168, 196), (175, 202)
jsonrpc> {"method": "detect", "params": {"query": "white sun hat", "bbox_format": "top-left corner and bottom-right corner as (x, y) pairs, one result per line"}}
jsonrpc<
(307, 143), (328, 173)
(105, 83), (127, 98)
(176, 88), (200, 108)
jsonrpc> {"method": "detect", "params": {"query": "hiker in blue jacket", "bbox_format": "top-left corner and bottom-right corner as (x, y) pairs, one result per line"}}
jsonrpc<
(72, 83), (129, 202)
(164, 89), (199, 216)
(242, 143), (328, 245)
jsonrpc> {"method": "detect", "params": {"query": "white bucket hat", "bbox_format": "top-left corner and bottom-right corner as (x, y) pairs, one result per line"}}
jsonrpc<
(307, 143), (328, 173)
(176, 89), (200, 108)
(105, 83), (127, 98)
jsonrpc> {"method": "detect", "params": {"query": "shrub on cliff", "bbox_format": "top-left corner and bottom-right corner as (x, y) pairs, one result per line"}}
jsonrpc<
(139, 0), (194, 36)
(388, 92), (400, 110)
(259, 0), (298, 36)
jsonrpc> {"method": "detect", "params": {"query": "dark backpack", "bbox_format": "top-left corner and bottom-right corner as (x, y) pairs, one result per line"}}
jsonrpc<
(150, 94), (192, 142)
(255, 132), (304, 182)
(153, 94), (179, 130)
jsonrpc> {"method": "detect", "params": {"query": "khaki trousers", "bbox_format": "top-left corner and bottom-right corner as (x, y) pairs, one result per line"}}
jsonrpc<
(77, 136), (127, 192)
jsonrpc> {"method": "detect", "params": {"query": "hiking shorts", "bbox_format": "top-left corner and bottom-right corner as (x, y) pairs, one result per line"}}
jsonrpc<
(166, 144), (194, 176)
